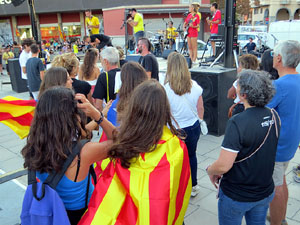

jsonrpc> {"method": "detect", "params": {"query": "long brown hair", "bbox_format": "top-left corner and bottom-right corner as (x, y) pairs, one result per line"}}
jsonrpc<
(22, 87), (89, 173)
(38, 67), (69, 99)
(109, 80), (180, 168)
(80, 48), (99, 80)
(117, 62), (148, 120)
(165, 52), (192, 96)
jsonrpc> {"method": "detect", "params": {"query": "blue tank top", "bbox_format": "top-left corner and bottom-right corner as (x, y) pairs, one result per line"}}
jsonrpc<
(37, 171), (94, 210)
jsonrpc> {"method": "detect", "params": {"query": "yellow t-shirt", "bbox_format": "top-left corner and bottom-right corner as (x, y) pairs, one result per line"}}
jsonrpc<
(133, 13), (144, 33)
(86, 16), (100, 35)
(167, 27), (178, 40)
(73, 44), (78, 54)
(2, 52), (14, 64)
(197, 12), (202, 32)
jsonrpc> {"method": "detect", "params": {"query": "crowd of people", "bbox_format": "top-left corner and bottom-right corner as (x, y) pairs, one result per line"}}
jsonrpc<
(15, 34), (300, 225)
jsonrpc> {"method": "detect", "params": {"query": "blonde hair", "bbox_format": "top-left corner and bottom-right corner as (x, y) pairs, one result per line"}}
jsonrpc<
(191, 3), (199, 13)
(51, 53), (79, 75)
(165, 52), (192, 96)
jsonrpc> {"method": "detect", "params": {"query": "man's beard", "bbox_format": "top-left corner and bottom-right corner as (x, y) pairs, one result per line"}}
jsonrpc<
(138, 48), (142, 53)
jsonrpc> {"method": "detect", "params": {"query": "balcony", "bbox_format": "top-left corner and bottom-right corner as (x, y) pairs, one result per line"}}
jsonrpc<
(259, 0), (270, 6)
(280, 0), (290, 4)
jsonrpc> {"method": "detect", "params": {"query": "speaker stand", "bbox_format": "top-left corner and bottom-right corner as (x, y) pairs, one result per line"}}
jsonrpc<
(209, 49), (238, 68)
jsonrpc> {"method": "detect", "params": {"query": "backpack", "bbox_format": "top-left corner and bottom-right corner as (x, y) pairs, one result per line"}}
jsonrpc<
(20, 140), (96, 225)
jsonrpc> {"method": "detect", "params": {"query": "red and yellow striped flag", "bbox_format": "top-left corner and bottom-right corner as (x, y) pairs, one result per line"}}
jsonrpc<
(0, 96), (36, 139)
(79, 126), (192, 225)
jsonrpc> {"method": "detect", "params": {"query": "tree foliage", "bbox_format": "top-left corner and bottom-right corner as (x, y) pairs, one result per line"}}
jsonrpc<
(210, 0), (251, 16)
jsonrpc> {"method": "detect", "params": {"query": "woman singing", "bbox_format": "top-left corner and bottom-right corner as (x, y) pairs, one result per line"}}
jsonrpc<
(183, 3), (200, 64)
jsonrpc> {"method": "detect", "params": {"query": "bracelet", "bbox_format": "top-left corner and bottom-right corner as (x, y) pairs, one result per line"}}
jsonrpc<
(94, 111), (104, 125)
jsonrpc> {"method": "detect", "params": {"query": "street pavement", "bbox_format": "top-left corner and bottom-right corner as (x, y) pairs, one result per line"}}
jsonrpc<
(0, 59), (300, 225)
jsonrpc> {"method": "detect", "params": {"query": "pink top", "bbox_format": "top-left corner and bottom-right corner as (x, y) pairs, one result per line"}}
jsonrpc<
(211, 10), (221, 34)
(185, 13), (200, 37)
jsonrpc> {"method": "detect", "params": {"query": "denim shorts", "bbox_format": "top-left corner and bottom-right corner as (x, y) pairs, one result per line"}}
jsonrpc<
(218, 189), (274, 225)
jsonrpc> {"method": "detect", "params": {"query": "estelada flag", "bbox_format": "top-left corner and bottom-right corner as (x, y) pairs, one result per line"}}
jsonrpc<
(15, 26), (20, 37)
(0, 96), (36, 139)
(79, 126), (192, 225)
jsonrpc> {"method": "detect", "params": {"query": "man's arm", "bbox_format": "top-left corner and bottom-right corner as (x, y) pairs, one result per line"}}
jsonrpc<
(22, 67), (26, 74)
(40, 71), (45, 80)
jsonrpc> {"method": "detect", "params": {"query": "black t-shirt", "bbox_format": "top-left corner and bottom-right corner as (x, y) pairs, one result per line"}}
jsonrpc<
(90, 34), (110, 43)
(92, 68), (120, 102)
(139, 53), (159, 81)
(71, 78), (91, 97)
(26, 57), (44, 92)
(220, 107), (280, 202)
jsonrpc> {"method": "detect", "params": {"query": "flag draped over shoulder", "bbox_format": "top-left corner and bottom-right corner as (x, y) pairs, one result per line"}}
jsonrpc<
(0, 96), (36, 139)
(79, 126), (191, 225)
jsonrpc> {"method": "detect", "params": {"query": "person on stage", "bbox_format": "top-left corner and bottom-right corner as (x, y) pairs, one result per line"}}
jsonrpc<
(127, 8), (145, 48)
(85, 10), (100, 35)
(166, 21), (178, 50)
(183, 3), (200, 64)
(85, 34), (113, 52)
(206, 2), (221, 59)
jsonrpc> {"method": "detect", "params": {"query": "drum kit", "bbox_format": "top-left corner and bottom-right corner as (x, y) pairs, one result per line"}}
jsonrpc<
(148, 28), (185, 57)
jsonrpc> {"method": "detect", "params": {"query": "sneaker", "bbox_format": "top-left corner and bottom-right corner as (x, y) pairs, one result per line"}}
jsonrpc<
(293, 165), (300, 175)
(191, 185), (201, 197)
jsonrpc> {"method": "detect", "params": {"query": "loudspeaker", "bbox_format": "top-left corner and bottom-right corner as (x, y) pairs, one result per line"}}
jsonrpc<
(125, 55), (142, 63)
(8, 59), (29, 93)
(12, 0), (26, 7)
(190, 66), (237, 136)
(162, 49), (175, 59)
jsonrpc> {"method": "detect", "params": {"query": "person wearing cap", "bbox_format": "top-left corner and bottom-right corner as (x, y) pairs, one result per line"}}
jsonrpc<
(127, 8), (145, 47)
(86, 34), (113, 52)
(243, 37), (257, 54)
(85, 9), (100, 35)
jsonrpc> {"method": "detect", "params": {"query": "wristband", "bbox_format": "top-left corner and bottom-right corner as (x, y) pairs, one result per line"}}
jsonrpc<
(94, 111), (104, 125)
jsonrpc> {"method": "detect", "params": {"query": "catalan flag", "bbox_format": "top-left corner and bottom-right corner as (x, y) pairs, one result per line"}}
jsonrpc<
(0, 96), (36, 139)
(79, 126), (191, 225)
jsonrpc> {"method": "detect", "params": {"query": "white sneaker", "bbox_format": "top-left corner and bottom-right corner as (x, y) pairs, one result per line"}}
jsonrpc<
(191, 185), (201, 197)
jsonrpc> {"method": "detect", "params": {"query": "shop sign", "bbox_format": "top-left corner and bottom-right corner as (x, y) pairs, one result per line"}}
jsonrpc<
(0, 0), (12, 4)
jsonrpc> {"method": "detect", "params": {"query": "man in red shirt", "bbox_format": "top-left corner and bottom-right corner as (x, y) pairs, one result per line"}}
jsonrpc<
(206, 2), (221, 58)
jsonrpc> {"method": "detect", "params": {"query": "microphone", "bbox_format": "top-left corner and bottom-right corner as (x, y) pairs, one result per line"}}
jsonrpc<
(183, 11), (189, 16)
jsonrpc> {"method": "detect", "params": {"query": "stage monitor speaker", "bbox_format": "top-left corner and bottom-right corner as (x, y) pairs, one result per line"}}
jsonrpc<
(125, 55), (142, 63)
(190, 66), (237, 136)
(162, 49), (175, 59)
(8, 59), (28, 93)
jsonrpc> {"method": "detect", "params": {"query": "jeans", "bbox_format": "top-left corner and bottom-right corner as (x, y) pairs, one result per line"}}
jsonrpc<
(182, 120), (201, 187)
(218, 189), (275, 225)
(134, 31), (145, 46)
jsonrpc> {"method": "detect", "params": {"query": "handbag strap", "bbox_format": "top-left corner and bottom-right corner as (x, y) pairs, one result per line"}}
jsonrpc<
(234, 108), (279, 164)
(106, 72), (110, 102)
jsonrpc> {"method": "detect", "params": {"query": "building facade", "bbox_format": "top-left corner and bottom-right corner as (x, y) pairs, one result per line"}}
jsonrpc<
(0, 0), (212, 46)
(250, 0), (300, 25)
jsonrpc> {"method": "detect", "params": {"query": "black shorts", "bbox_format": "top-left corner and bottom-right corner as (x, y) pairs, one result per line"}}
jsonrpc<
(0, 55), (2, 65)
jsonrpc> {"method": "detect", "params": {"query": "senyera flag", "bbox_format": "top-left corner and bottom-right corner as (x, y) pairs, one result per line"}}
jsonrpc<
(79, 126), (192, 225)
(0, 96), (36, 139)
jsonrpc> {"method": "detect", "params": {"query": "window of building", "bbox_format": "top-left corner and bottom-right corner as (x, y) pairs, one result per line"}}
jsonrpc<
(18, 26), (32, 39)
(260, 8), (263, 14)
(254, 9), (258, 15)
(40, 26), (59, 41)
(63, 23), (81, 39)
